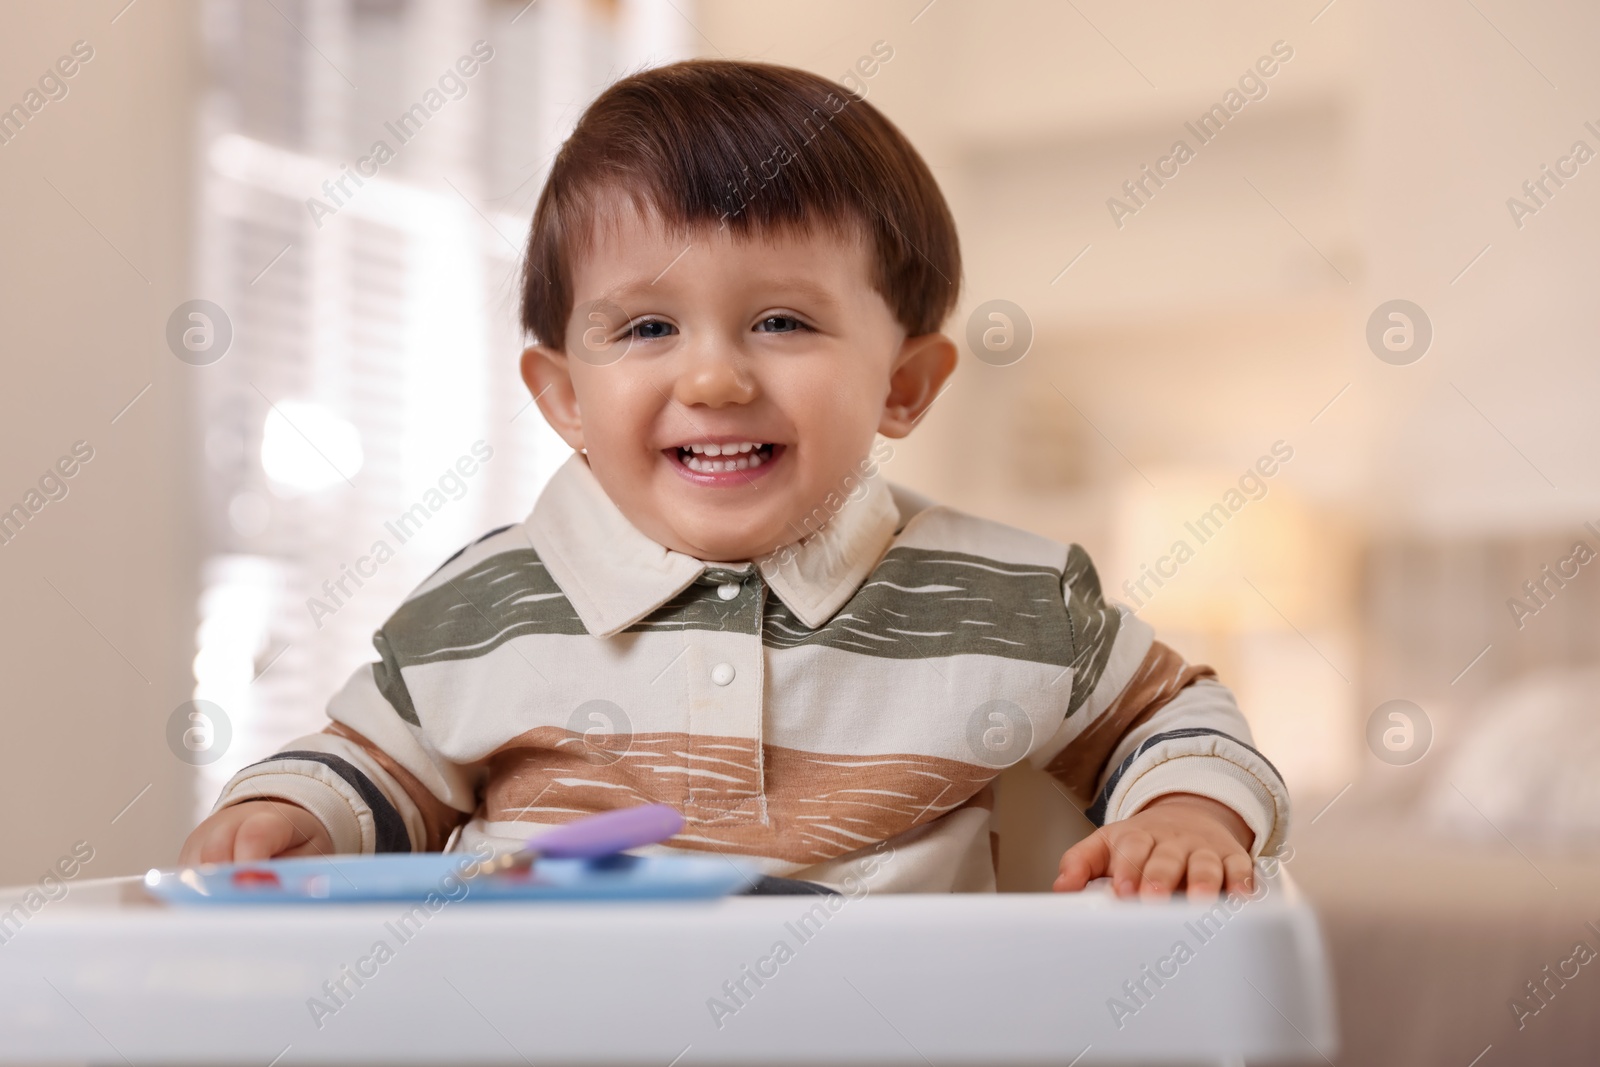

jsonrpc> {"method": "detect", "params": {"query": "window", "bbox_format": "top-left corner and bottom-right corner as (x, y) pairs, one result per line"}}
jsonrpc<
(189, 0), (691, 820)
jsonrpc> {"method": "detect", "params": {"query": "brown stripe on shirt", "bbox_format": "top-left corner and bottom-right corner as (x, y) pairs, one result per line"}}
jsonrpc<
(480, 729), (761, 821)
(1043, 640), (1215, 805)
(482, 730), (996, 865)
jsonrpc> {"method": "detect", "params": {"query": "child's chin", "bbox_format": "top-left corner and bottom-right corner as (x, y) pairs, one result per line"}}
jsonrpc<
(670, 520), (781, 563)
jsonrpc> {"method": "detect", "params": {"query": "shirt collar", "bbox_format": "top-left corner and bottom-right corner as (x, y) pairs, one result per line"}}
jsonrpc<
(525, 453), (899, 637)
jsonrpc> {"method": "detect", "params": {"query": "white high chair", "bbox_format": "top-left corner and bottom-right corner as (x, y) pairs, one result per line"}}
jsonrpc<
(0, 764), (1334, 1065)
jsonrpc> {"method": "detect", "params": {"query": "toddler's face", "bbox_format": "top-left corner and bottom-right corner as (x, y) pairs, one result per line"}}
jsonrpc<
(523, 202), (954, 562)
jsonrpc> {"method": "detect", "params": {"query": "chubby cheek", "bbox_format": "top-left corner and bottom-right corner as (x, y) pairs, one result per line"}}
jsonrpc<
(793, 383), (883, 484)
(573, 376), (659, 461)
(567, 421), (663, 533)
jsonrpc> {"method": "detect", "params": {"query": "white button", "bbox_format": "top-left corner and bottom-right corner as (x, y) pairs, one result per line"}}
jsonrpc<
(716, 582), (740, 601)
(710, 662), (736, 686)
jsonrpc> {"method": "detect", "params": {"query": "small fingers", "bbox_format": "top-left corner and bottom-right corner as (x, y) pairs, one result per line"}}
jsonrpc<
(179, 832), (206, 867)
(196, 822), (241, 866)
(233, 811), (295, 863)
(1184, 849), (1224, 900)
(1223, 852), (1256, 896)
(178, 823), (208, 866)
(1139, 840), (1188, 899)
(1107, 830), (1156, 898)
(1054, 831), (1111, 892)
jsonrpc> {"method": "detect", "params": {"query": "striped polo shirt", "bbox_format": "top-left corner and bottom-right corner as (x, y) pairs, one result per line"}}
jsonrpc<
(215, 453), (1290, 891)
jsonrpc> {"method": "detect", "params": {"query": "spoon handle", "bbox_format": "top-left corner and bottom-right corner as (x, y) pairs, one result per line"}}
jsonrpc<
(531, 803), (685, 859)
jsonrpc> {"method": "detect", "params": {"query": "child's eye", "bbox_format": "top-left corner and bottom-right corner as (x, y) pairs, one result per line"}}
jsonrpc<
(630, 319), (677, 340)
(755, 315), (808, 334)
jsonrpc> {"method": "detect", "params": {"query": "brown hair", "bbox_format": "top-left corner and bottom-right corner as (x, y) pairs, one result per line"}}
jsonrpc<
(519, 59), (961, 348)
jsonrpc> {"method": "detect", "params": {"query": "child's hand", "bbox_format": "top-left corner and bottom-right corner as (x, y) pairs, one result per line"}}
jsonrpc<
(1053, 792), (1255, 900)
(178, 800), (335, 866)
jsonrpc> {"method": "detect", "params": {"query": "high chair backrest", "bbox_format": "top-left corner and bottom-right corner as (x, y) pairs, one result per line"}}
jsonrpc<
(993, 762), (1098, 891)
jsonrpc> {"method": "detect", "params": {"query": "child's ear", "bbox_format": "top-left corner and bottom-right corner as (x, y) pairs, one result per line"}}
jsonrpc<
(878, 332), (957, 438)
(519, 344), (585, 451)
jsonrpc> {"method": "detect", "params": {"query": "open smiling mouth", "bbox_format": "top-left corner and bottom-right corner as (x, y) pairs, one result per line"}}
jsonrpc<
(667, 441), (784, 475)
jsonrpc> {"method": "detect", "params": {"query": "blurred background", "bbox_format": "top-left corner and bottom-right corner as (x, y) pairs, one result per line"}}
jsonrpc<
(2, 0), (1598, 1062)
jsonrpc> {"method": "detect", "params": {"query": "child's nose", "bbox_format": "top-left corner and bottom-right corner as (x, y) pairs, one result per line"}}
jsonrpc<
(672, 341), (757, 408)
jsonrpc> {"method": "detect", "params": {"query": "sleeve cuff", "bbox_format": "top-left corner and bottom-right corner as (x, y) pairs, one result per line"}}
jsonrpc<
(1112, 753), (1283, 858)
(213, 764), (372, 854)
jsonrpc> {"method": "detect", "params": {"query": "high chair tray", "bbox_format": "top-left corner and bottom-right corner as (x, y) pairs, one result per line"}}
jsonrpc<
(0, 873), (1335, 1065)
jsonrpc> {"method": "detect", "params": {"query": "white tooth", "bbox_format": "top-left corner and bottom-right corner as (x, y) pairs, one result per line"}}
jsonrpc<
(689, 444), (704, 454)
(738, 443), (753, 454)
(680, 450), (769, 474)
(707, 443), (725, 457)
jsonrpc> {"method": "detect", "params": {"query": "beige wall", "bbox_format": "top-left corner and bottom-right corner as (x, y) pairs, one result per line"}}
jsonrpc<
(0, 1), (202, 881)
(696, 0), (1600, 880)
(695, 0), (1600, 538)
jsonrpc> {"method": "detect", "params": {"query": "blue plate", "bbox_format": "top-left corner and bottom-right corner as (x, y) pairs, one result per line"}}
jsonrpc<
(145, 852), (759, 904)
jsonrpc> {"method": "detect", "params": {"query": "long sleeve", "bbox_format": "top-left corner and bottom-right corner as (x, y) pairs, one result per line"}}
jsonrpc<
(211, 634), (479, 855)
(1028, 544), (1291, 857)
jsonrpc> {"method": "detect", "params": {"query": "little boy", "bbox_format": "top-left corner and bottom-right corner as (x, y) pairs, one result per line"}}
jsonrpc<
(182, 60), (1288, 898)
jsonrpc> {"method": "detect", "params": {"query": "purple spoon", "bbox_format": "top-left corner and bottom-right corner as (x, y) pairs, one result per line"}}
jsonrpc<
(467, 803), (684, 880)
